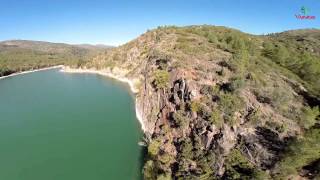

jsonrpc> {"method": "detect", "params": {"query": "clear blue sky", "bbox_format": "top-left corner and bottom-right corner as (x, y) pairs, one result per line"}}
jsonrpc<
(0, 0), (319, 45)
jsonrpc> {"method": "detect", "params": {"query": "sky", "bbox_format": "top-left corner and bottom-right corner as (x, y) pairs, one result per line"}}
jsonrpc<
(0, 0), (319, 46)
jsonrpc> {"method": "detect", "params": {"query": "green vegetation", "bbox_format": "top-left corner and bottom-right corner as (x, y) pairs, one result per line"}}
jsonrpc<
(224, 149), (268, 179)
(3, 26), (320, 179)
(172, 110), (189, 129)
(261, 35), (320, 97)
(228, 76), (246, 92)
(156, 174), (172, 180)
(210, 109), (223, 128)
(218, 92), (244, 124)
(144, 136), (175, 180)
(153, 70), (169, 89)
(275, 128), (320, 178)
(190, 101), (202, 112)
(90, 26), (320, 179)
(299, 106), (320, 129)
(180, 138), (193, 159)
(148, 139), (162, 157)
(143, 160), (157, 180)
(141, 26), (320, 179)
(0, 40), (106, 77)
(95, 26), (319, 179)
(176, 26), (320, 98)
(247, 108), (261, 125)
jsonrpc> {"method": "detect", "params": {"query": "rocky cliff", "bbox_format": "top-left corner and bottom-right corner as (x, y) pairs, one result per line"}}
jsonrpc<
(81, 26), (320, 179)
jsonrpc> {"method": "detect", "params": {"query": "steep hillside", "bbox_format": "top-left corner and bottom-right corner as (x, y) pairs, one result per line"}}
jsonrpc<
(81, 25), (320, 179)
(0, 40), (109, 76)
(273, 29), (320, 56)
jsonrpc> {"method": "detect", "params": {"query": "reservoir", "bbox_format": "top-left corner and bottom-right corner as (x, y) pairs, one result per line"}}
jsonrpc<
(0, 68), (143, 180)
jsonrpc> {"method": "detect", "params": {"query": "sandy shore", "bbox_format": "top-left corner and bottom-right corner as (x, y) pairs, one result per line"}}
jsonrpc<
(61, 67), (139, 93)
(61, 66), (146, 132)
(0, 65), (64, 80)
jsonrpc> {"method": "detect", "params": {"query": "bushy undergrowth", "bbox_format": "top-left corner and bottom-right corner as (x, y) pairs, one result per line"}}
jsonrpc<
(275, 128), (320, 178)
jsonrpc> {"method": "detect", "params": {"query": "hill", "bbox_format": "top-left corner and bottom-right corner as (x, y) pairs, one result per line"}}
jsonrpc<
(80, 25), (320, 179)
(0, 40), (110, 76)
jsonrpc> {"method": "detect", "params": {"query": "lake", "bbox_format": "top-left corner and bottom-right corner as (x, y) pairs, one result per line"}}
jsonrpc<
(0, 68), (143, 180)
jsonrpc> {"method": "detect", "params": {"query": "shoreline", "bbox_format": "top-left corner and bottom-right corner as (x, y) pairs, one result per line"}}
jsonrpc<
(60, 66), (147, 132)
(0, 65), (64, 80)
(61, 67), (139, 93)
(0, 65), (147, 133)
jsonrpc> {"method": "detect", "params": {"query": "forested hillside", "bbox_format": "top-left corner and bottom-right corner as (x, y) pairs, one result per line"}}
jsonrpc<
(82, 25), (320, 179)
(1, 25), (319, 179)
(0, 40), (109, 76)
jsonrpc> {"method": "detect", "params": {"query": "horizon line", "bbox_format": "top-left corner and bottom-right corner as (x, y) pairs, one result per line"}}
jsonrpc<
(0, 25), (319, 46)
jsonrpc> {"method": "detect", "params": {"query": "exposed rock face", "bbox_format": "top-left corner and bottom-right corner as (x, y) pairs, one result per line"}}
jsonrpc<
(84, 26), (320, 179)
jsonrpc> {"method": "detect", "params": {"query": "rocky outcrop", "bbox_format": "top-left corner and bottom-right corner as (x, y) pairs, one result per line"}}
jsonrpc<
(83, 26), (320, 179)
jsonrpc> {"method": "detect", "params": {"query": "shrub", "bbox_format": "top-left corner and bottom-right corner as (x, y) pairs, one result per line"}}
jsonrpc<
(159, 153), (174, 165)
(231, 36), (247, 52)
(148, 139), (162, 157)
(199, 104), (212, 120)
(224, 149), (268, 179)
(218, 93), (244, 124)
(160, 124), (171, 135)
(190, 101), (202, 113)
(210, 109), (223, 128)
(224, 149), (253, 179)
(156, 173), (172, 180)
(228, 76), (246, 92)
(156, 59), (169, 70)
(265, 121), (287, 134)
(262, 41), (275, 58)
(273, 45), (290, 66)
(275, 128), (320, 178)
(247, 108), (261, 125)
(172, 110), (189, 129)
(200, 85), (214, 95)
(193, 133), (204, 158)
(153, 70), (169, 89)
(143, 160), (157, 180)
(207, 33), (218, 44)
(180, 138), (193, 159)
(190, 100), (212, 120)
(270, 88), (291, 111)
(299, 106), (320, 129)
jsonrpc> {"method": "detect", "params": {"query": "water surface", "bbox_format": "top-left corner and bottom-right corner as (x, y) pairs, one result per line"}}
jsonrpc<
(0, 68), (142, 180)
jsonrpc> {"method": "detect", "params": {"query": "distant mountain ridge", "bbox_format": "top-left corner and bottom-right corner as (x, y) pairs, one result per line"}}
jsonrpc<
(0, 40), (112, 51)
(0, 40), (110, 76)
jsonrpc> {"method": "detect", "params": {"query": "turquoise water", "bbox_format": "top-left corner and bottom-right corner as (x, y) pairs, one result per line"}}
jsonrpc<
(0, 68), (143, 180)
